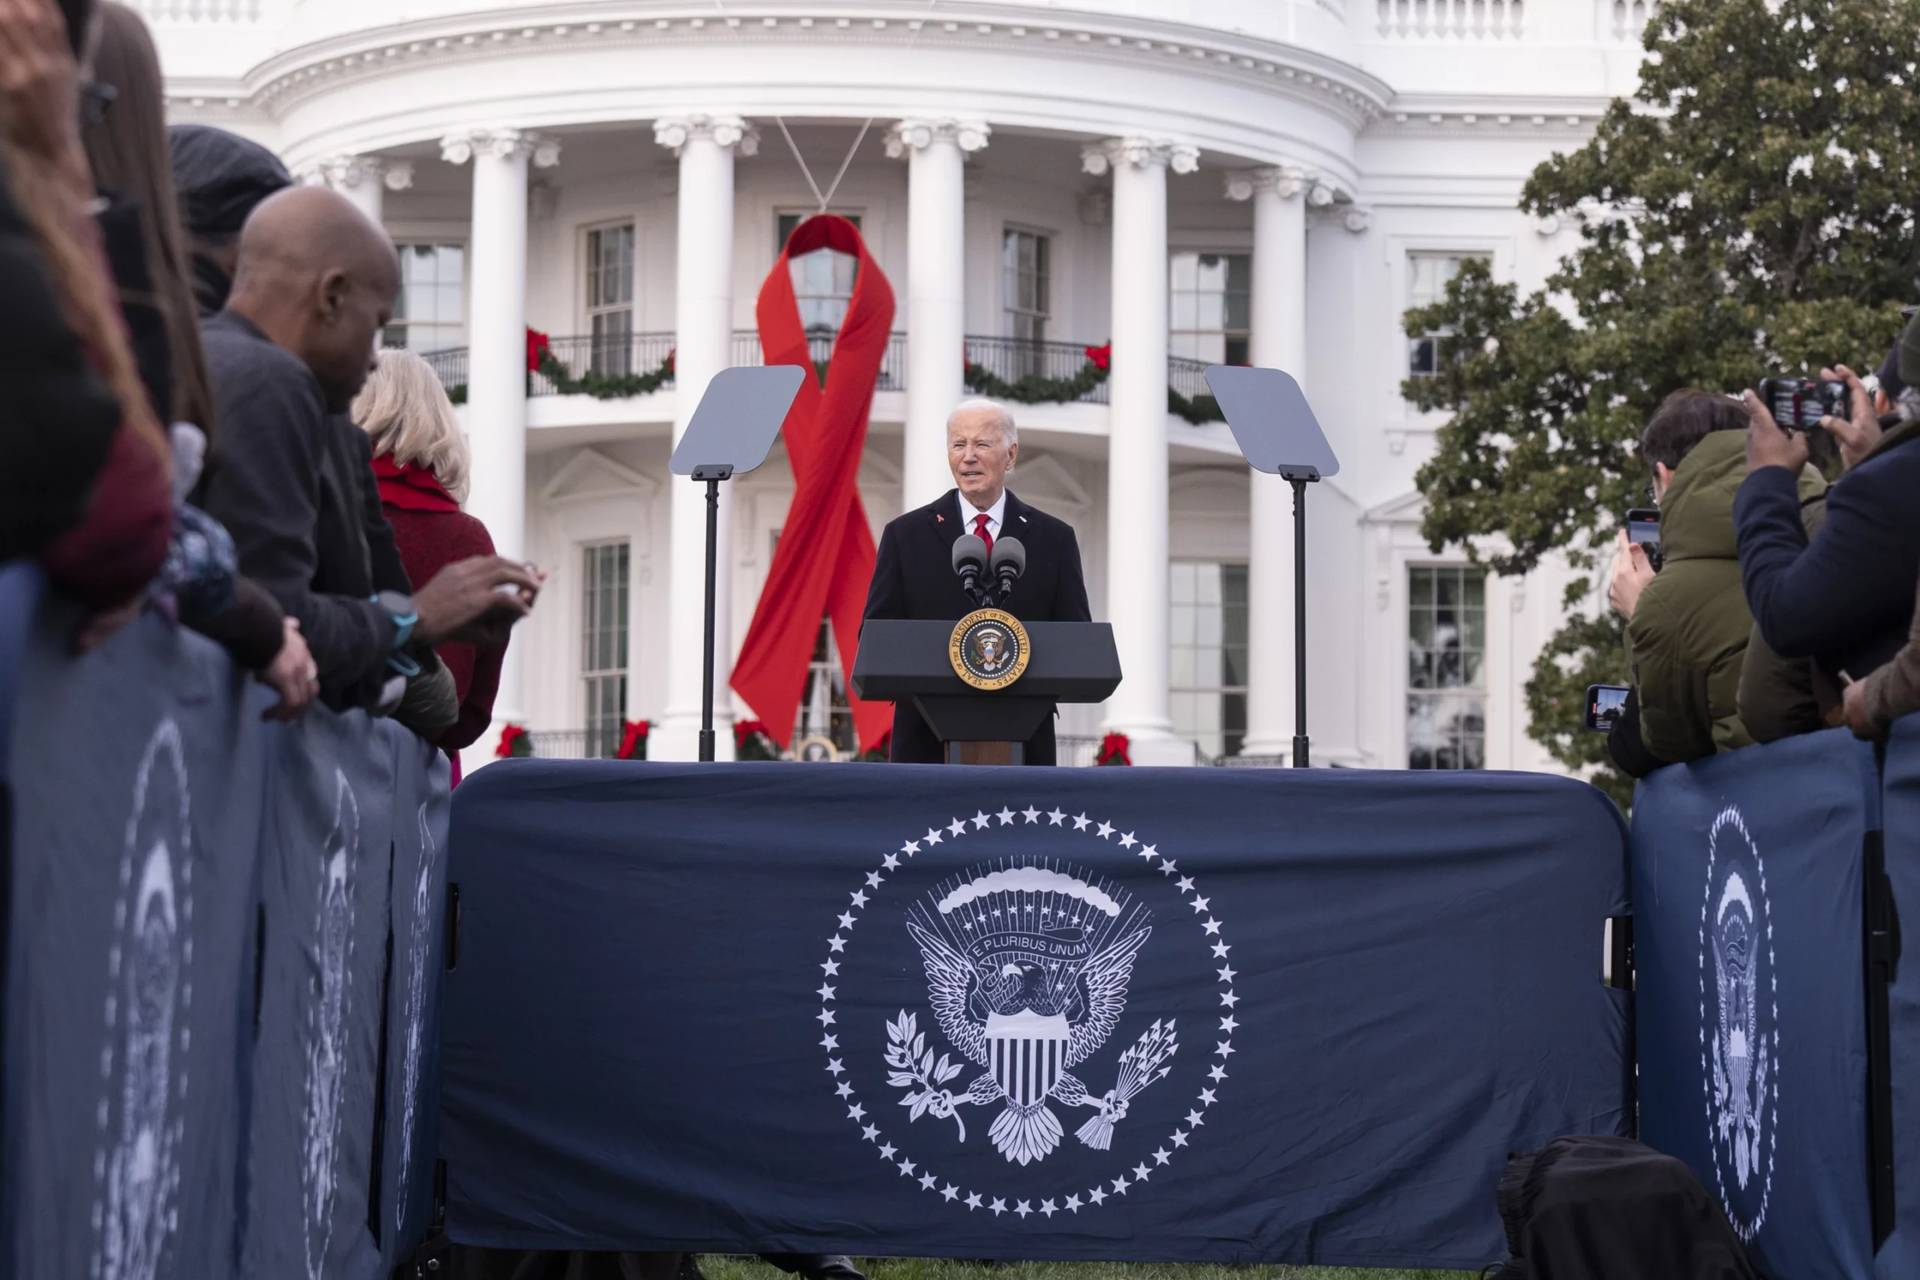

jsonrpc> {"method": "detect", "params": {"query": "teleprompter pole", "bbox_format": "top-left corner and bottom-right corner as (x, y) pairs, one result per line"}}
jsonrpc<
(693, 466), (732, 763)
(1292, 476), (1309, 768)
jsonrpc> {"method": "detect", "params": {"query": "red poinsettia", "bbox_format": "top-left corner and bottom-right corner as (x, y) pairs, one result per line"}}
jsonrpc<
(495, 723), (530, 758)
(615, 719), (650, 761)
(1096, 731), (1131, 766)
(1084, 342), (1112, 371)
(525, 327), (552, 373)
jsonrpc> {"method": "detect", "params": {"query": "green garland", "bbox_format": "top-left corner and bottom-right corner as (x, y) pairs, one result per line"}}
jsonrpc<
(963, 359), (1109, 405)
(1168, 389), (1226, 425)
(444, 350), (675, 405)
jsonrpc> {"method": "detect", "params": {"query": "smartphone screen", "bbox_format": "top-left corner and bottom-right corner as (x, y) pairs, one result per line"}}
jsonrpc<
(1585, 683), (1630, 732)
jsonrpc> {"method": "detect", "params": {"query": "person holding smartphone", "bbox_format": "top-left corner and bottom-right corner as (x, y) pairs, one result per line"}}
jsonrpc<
(1605, 391), (1825, 777)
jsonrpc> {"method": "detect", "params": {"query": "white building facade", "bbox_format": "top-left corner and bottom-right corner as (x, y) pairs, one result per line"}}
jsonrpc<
(147, 0), (1658, 770)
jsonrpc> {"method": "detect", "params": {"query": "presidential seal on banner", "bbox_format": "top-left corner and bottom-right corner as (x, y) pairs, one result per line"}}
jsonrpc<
(1699, 804), (1778, 1244)
(950, 609), (1030, 691)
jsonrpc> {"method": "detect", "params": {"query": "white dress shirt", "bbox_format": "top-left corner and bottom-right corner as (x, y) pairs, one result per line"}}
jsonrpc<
(957, 490), (1008, 542)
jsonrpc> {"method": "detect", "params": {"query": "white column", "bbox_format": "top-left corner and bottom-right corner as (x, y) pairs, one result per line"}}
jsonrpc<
(303, 154), (414, 229)
(440, 128), (559, 735)
(652, 115), (758, 762)
(887, 118), (990, 512)
(1082, 137), (1199, 764)
(1227, 166), (1319, 759)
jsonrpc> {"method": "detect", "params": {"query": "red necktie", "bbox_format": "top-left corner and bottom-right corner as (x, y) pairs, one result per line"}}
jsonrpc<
(973, 512), (993, 559)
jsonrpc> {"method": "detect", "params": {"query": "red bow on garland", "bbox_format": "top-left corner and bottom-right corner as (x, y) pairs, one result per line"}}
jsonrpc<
(526, 327), (552, 374)
(731, 215), (895, 754)
(615, 720), (650, 760)
(1096, 732), (1132, 766)
(1084, 342), (1112, 371)
(495, 723), (530, 758)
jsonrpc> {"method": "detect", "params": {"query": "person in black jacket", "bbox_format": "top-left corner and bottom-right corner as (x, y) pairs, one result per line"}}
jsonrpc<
(862, 398), (1092, 764)
(1736, 329), (1920, 688)
(196, 185), (540, 712)
(167, 122), (290, 317)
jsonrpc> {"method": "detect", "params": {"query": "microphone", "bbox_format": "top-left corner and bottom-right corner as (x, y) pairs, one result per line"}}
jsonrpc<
(951, 534), (989, 605)
(988, 536), (1026, 601)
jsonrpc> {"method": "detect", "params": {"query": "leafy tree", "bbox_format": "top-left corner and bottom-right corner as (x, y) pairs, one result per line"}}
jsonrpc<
(1404, 0), (1920, 798)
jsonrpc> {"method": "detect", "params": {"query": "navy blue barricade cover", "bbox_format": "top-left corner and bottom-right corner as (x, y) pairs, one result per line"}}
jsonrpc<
(3, 608), (266, 1280)
(441, 762), (1631, 1271)
(379, 733), (452, 1272)
(240, 713), (398, 1280)
(0, 562), (43, 785)
(1632, 729), (1880, 1280)
(1878, 716), (1920, 1278)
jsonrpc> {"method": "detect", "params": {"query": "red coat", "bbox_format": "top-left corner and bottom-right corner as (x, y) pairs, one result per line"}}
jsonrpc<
(372, 457), (507, 769)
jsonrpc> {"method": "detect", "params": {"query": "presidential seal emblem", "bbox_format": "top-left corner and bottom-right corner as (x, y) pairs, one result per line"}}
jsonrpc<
(1700, 805), (1777, 1242)
(949, 609), (1030, 691)
(303, 774), (360, 1280)
(823, 807), (1237, 1219)
(91, 720), (194, 1280)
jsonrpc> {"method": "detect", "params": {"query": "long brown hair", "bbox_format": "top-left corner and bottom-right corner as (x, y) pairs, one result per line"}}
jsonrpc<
(81, 1), (215, 436)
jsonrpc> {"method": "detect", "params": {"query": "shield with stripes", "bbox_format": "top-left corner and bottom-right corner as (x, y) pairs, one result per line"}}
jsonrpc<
(985, 1010), (1072, 1107)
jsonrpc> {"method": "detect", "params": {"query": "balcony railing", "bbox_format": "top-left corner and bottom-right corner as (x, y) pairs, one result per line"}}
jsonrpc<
(422, 332), (1222, 422)
(525, 730), (1213, 765)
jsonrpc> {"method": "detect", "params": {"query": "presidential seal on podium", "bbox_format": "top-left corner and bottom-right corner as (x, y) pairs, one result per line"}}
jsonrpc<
(949, 608), (1031, 691)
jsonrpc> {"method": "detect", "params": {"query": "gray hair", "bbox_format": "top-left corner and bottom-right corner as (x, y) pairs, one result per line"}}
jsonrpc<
(353, 349), (472, 504)
(949, 397), (1018, 446)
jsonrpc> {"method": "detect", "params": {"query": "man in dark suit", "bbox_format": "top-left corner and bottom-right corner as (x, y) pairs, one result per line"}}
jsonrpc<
(863, 398), (1092, 764)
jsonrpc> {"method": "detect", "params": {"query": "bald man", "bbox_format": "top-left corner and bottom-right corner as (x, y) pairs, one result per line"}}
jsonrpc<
(197, 186), (540, 713)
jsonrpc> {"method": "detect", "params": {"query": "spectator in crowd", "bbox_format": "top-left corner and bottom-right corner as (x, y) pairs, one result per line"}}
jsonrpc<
(81, 0), (315, 716)
(0, 0), (172, 646)
(355, 350), (507, 781)
(167, 121), (290, 316)
(1605, 390), (1825, 777)
(196, 184), (542, 714)
(1738, 319), (1920, 694)
(1845, 569), (1920, 739)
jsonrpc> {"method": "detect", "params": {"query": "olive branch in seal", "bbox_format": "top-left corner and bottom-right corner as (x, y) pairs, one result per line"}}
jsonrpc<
(884, 1011), (969, 1141)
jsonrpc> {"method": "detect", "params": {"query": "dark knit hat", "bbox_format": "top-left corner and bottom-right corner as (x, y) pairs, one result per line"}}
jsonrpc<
(1900, 309), (1920, 391)
(167, 125), (292, 237)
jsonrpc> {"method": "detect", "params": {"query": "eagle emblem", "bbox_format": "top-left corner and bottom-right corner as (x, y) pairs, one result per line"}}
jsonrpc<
(1710, 870), (1769, 1189)
(887, 862), (1178, 1165)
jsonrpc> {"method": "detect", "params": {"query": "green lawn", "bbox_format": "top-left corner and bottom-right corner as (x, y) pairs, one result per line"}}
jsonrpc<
(701, 1257), (1474, 1280)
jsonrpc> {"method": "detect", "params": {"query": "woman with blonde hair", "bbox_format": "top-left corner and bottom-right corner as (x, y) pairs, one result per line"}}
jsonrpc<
(355, 348), (505, 781)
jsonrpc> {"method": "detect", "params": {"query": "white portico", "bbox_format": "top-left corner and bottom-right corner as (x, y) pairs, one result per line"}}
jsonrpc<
(148, 0), (1658, 773)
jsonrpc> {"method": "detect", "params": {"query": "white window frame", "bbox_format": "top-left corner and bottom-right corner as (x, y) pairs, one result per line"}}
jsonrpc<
(582, 221), (636, 376)
(579, 538), (632, 759)
(386, 240), (468, 354)
(776, 209), (864, 337)
(1169, 560), (1249, 761)
(1403, 562), (1489, 771)
(1168, 250), (1252, 368)
(1001, 224), (1053, 351)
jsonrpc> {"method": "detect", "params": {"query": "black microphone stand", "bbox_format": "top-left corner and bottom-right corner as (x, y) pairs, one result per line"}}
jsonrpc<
(691, 463), (733, 763)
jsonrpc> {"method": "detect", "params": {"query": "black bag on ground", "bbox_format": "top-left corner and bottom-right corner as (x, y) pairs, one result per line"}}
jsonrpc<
(1488, 1136), (1759, 1279)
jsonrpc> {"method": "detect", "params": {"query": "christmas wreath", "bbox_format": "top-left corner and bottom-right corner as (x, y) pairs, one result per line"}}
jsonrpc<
(1096, 731), (1132, 766)
(494, 723), (531, 758)
(615, 719), (650, 761)
(735, 719), (780, 761)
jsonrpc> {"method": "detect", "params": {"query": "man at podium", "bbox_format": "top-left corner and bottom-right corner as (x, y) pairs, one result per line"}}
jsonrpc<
(862, 399), (1092, 763)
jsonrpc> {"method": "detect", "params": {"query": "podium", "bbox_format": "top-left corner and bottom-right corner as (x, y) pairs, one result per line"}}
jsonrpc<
(852, 619), (1122, 765)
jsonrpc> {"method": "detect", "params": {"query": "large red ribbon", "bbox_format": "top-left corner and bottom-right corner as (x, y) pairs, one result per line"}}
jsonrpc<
(731, 215), (894, 751)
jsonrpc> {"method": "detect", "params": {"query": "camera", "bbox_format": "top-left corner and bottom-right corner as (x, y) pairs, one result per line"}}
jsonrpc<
(1759, 376), (1849, 432)
(1585, 683), (1630, 733)
(1625, 507), (1663, 573)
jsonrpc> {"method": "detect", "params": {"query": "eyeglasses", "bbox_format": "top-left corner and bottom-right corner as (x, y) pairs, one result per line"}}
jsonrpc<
(79, 81), (118, 126)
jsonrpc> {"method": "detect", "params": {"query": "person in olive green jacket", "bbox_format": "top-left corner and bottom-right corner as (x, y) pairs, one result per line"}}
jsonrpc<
(1606, 390), (1826, 776)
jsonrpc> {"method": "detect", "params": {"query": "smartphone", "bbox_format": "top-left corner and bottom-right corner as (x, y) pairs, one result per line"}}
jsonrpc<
(1759, 376), (1849, 432)
(1585, 683), (1630, 732)
(1625, 507), (1663, 572)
